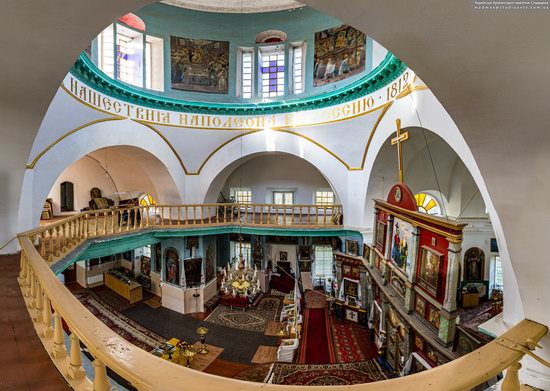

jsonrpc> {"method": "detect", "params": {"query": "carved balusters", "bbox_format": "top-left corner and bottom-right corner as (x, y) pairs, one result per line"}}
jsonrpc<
(501, 361), (521, 391)
(29, 270), (36, 308)
(67, 333), (85, 380)
(19, 253), (27, 285)
(25, 265), (32, 298)
(41, 293), (53, 338)
(39, 231), (47, 258)
(52, 309), (67, 358)
(323, 206), (327, 225)
(93, 359), (111, 391)
(33, 282), (44, 322)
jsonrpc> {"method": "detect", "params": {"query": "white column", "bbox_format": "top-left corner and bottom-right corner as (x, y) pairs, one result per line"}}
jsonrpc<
(443, 241), (461, 312)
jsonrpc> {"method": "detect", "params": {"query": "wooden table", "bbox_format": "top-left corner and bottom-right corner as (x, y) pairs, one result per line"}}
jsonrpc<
(104, 272), (143, 304)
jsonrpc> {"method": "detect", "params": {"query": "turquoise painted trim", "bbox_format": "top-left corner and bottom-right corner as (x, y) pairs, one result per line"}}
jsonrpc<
(71, 52), (406, 116)
(50, 225), (362, 274)
(151, 225), (362, 238)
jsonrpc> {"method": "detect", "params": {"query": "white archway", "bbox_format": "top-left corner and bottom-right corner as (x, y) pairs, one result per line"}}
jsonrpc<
(203, 151), (343, 206)
(17, 119), (187, 232)
(185, 130), (351, 217)
(360, 90), (525, 325)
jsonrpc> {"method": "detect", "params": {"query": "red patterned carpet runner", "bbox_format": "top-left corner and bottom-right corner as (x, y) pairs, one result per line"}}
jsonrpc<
(330, 316), (368, 362)
(298, 307), (336, 364)
(270, 360), (388, 385)
(304, 289), (327, 309)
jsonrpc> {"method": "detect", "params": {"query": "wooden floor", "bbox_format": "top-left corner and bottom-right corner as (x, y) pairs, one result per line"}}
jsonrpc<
(0, 253), (70, 390)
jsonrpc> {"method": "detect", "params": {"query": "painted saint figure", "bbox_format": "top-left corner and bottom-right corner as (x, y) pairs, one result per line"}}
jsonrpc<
(165, 248), (180, 285)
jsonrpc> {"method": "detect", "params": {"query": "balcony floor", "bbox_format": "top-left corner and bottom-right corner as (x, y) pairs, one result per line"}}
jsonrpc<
(0, 253), (69, 390)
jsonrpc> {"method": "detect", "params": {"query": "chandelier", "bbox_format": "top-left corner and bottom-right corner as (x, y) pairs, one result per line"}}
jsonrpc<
(220, 237), (260, 297)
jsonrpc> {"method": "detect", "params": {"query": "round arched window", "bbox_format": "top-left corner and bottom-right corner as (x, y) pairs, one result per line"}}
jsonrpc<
(415, 192), (441, 216)
(138, 193), (157, 206)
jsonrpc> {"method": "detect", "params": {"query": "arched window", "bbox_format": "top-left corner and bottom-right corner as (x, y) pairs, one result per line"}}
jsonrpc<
(138, 193), (157, 206)
(415, 192), (441, 216)
(255, 30), (287, 44)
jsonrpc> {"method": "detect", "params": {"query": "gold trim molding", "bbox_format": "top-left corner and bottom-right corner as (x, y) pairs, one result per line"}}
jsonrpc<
(30, 73), (429, 174)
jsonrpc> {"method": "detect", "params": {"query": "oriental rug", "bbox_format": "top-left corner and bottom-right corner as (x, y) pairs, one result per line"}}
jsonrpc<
(330, 316), (367, 363)
(269, 360), (388, 385)
(304, 289), (327, 309)
(74, 289), (165, 351)
(457, 301), (495, 342)
(205, 295), (282, 332)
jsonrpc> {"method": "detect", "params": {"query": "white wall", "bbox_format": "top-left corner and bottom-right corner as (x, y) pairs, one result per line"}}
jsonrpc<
(221, 153), (335, 204)
(268, 244), (298, 274)
(364, 128), (487, 228)
(46, 156), (117, 215)
(459, 218), (496, 283)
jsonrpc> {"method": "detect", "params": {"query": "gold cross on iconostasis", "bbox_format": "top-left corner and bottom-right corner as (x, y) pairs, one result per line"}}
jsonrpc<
(391, 119), (409, 183)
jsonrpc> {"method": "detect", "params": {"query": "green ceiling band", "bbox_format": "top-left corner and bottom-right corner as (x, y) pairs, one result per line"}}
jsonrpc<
(70, 51), (407, 116)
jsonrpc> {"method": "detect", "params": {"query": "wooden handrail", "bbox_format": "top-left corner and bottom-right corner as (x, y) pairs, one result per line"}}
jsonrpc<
(17, 233), (548, 390)
(15, 203), (548, 390)
(21, 204), (343, 265)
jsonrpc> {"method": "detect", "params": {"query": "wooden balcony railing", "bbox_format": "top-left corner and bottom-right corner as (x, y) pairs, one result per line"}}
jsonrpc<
(16, 206), (550, 391)
(22, 203), (343, 265)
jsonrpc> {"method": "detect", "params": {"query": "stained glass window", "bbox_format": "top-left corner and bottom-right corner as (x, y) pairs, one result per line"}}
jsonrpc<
(138, 193), (157, 206)
(259, 46), (285, 98)
(415, 192), (441, 215)
(116, 24), (144, 87)
(95, 23), (163, 91)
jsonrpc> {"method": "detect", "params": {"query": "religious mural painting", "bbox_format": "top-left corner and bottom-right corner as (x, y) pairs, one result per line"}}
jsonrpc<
(170, 36), (229, 93)
(418, 246), (442, 296)
(205, 242), (216, 283)
(464, 247), (485, 281)
(427, 305), (440, 329)
(391, 218), (414, 277)
(345, 239), (359, 256)
(154, 243), (162, 273)
(344, 278), (358, 297)
(164, 247), (180, 285)
(140, 256), (151, 276)
(184, 258), (202, 287)
(313, 24), (366, 86)
(375, 220), (386, 251)
(415, 295), (426, 317)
